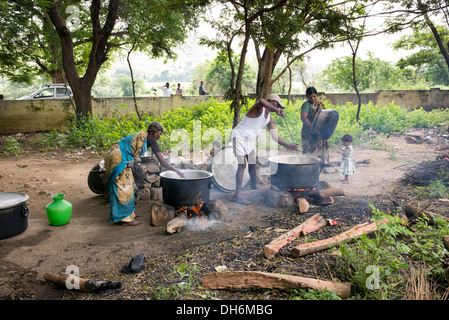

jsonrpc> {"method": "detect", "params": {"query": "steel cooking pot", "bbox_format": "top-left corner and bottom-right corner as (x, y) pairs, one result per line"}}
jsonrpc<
(0, 192), (29, 240)
(210, 146), (250, 192)
(159, 170), (213, 207)
(311, 109), (339, 140)
(269, 155), (321, 190)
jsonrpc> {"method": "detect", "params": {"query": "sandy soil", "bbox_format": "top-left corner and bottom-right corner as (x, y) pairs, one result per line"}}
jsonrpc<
(0, 132), (445, 299)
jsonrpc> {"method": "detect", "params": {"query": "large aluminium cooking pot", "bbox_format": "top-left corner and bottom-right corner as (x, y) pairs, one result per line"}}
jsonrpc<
(269, 155), (321, 190)
(0, 192), (29, 240)
(160, 170), (213, 207)
(311, 109), (339, 140)
(210, 146), (250, 192)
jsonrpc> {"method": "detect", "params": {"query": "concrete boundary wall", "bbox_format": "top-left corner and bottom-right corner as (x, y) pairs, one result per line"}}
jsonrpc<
(1, 89), (448, 134)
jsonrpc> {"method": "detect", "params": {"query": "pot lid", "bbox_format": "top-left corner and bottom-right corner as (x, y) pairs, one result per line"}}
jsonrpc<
(311, 109), (339, 140)
(0, 192), (29, 210)
(210, 147), (250, 192)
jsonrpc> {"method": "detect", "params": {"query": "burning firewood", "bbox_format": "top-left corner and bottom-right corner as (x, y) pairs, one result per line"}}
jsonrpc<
(44, 272), (122, 293)
(290, 218), (389, 257)
(316, 187), (346, 198)
(264, 214), (327, 259)
(202, 271), (351, 299)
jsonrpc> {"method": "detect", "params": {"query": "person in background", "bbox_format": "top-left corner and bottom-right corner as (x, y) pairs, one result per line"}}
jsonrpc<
(300, 86), (329, 168)
(337, 134), (356, 184)
(104, 122), (184, 226)
(176, 83), (183, 95)
(231, 94), (299, 205)
(199, 81), (209, 95)
(161, 83), (172, 96)
(0, 94), (4, 100)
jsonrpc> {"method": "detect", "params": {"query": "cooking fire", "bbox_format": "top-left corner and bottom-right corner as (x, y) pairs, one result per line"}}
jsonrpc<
(175, 200), (210, 219)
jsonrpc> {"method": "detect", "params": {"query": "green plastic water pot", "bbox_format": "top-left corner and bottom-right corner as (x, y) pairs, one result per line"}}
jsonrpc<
(45, 194), (72, 226)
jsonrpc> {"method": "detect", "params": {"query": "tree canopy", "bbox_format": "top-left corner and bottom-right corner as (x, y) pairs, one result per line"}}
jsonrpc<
(0, 0), (207, 116)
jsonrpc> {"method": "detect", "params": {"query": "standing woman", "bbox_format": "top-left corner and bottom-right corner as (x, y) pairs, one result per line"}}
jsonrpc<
(104, 122), (184, 226)
(300, 87), (329, 168)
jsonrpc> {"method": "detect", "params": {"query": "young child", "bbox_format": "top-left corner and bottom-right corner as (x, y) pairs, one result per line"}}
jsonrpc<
(337, 134), (355, 184)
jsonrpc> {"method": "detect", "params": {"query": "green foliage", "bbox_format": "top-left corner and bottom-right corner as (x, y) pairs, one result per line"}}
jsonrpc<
(416, 169), (449, 199)
(321, 54), (408, 92)
(290, 288), (341, 300)
(337, 205), (449, 299)
(393, 25), (449, 86)
(205, 51), (256, 95)
(9, 99), (449, 154)
(2, 136), (23, 157)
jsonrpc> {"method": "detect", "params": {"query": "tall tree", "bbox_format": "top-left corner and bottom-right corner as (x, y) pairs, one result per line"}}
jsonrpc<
(393, 25), (449, 85)
(1, 0), (205, 117)
(383, 0), (449, 73)
(201, 0), (363, 127)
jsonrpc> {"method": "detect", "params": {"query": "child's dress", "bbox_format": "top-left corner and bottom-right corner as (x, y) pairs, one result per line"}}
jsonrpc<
(339, 145), (356, 176)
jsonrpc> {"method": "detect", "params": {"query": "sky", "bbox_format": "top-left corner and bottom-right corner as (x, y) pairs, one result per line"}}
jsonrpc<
(119, 5), (412, 84)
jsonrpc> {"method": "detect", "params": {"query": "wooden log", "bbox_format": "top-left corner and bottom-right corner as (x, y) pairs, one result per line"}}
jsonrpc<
(264, 214), (326, 259)
(202, 271), (351, 299)
(297, 198), (310, 213)
(291, 218), (389, 257)
(404, 204), (449, 222)
(44, 272), (122, 292)
(317, 187), (346, 198)
(166, 213), (188, 233)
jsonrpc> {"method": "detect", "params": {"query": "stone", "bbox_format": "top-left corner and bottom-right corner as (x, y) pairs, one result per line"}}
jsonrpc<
(145, 173), (160, 185)
(150, 203), (176, 227)
(207, 199), (227, 220)
(266, 190), (295, 209)
(138, 187), (151, 200)
(150, 187), (163, 201)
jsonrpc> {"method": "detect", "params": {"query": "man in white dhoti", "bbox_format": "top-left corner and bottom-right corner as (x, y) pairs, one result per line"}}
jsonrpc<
(230, 94), (298, 204)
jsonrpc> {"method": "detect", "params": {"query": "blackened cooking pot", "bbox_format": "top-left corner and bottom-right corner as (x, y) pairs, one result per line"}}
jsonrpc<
(269, 155), (321, 190)
(0, 192), (29, 240)
(159, 170), (213, 207)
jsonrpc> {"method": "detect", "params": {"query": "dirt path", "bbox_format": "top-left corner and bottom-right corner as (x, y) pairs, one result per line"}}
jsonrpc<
(0, 133), (442, 299)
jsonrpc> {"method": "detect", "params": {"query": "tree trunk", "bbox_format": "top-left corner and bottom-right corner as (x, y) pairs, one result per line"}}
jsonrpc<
(51, 70), (65, 84)
(353, 55), (362, 123)
(424, 13), (449, 72)
(256, 48), (275, 100)
(47, 0), (119, 118)
(232, 24), (251, 128)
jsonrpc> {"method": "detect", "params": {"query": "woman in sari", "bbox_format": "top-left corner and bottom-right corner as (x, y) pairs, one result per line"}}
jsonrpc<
(104, 122), (184, 226)
(300, 87), (329, 169)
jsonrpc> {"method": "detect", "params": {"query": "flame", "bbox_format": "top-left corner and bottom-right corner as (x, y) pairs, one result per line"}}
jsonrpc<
(176, 197), (205, 219)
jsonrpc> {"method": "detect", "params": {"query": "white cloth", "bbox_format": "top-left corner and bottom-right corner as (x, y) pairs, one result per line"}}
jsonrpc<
(161, 87), (172, 96)
(231, 108), (271, 156)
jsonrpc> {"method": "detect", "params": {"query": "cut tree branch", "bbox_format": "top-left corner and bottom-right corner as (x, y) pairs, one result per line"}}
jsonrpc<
(291, 218), (389, 257)
(202, 271), (351, 299)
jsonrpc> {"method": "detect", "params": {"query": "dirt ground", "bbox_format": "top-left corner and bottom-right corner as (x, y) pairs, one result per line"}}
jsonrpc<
(0, 130), (448, 300)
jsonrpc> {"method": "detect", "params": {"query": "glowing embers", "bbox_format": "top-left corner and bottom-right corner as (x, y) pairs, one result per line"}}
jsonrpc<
(286, 186), (335, 206)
